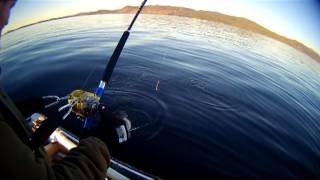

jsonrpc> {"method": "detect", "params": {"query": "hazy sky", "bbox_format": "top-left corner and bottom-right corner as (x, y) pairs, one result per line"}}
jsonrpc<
(4, 0), (320, 53)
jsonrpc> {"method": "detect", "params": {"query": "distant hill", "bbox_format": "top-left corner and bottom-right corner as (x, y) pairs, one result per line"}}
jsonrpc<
(6, 5), (320, 63)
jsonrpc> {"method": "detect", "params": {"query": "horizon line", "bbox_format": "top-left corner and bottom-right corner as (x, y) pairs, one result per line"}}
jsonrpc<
(3, 5), (320, 59)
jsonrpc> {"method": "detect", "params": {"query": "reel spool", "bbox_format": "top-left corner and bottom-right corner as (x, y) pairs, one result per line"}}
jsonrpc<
(68, 90), (100, 117)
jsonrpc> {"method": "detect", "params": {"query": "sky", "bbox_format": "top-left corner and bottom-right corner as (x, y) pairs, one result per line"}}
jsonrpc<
(3, 0), (320, 53)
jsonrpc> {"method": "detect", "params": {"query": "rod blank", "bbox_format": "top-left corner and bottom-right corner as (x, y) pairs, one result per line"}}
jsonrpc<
(101, 0), (148, 85)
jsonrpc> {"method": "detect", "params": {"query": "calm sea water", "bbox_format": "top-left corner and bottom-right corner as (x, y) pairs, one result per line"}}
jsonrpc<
(1, 14), (320, 179)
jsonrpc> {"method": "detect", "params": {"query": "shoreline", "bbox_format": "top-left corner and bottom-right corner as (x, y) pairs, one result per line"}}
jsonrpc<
(4, 5), (320, 63)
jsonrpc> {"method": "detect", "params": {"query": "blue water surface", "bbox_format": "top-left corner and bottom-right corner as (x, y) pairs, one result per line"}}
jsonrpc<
(1, 14), (320, 179)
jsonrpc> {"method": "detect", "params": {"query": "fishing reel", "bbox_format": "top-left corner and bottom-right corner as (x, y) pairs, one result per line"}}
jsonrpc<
(67, 90), (100, 117)
(43, 90), (100, 120)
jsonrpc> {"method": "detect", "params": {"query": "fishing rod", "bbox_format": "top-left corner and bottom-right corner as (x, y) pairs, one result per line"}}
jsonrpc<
(30, 0), (148, 147)
(99, 0), (148, 88)
(66, 0), (148, 122)
(96, 0), (147, 91)
(86, 0), (148, 128)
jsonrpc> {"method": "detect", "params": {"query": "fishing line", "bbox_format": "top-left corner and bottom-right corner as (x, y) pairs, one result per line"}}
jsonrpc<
(81, 64), (98, 90)
(129, 123), (150, 132)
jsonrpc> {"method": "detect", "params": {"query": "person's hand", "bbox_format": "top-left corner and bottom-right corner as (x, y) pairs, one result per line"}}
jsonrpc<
(44, 142), (68, 165)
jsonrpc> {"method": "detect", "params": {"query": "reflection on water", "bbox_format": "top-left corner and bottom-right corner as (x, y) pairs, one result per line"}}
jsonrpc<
(1, 14), (320, 179)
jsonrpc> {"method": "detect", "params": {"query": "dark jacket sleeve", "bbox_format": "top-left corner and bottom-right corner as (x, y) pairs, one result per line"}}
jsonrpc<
(0, 121), (110, 180)
(52, 137), (111, 180)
